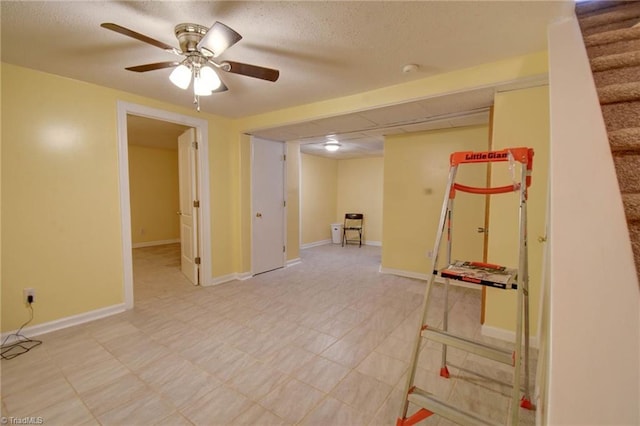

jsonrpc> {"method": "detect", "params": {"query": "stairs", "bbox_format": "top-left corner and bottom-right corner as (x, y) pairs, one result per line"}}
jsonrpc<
(576, 0), (640, 281)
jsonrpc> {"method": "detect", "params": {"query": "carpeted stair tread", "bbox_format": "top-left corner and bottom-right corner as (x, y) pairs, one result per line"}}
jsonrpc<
(609, 127), (640, 152)
(576, 0), (629, 17)
(623, 193), (640, 221)
(614, 153), (640, 193)
(591, 50), (640, 72)
(587, 37), (640, 58)
(602, 100), (640, 131)
(585, 26), (640, 47)
(582, 18), (640, 37)
(578, 1), (640, 31)
(594, 64), (640, 87)
(597, 81), (640, 104)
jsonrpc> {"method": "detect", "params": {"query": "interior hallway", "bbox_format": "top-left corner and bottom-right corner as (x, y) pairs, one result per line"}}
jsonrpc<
(1, 244), (536, 425)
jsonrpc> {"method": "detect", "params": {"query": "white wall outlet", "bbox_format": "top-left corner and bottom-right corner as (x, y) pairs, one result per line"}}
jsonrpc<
(427, 250), (433, 258)
(23, 288), (36, 304)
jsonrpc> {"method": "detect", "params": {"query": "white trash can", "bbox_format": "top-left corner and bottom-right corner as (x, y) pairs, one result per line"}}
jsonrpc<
(331, 223), (343, 244)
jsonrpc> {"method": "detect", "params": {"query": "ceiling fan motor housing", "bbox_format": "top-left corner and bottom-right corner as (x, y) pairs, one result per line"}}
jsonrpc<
(174, 23), (208, 54)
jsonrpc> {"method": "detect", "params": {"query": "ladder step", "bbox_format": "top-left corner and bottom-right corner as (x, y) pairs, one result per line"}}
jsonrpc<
(408, 387), (501, 426)
(423, 327), (513, 365)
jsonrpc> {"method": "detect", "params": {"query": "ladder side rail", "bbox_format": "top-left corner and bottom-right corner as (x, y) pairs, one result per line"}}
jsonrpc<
(510, 163), (529, 425)
(441, 198), (455, 377)
(521, 166), (533, 408)
(398, 165), (459, 423)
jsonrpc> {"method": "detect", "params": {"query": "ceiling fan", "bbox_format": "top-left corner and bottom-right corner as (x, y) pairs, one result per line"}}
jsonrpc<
(101, 21), (280, 110)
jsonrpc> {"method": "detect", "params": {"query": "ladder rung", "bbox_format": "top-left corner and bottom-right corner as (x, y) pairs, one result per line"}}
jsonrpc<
(408, 387), (501, 426)
(423, 327), (513, 365)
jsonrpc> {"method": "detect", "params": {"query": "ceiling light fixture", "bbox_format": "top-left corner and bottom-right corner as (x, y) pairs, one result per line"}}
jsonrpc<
(169, 57), (222, 110)
(402, 63), (419, 74)
(324, 140), (341, 152)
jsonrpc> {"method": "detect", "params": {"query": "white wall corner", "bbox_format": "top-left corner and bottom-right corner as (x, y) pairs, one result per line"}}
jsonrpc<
(547, 16), (640, 425)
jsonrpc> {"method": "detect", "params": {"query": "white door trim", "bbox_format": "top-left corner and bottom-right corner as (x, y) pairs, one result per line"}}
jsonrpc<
(116, 101), (211, 309)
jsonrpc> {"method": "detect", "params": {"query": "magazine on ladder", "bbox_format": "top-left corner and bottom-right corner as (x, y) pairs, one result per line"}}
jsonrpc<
(397, 147), (535, 426)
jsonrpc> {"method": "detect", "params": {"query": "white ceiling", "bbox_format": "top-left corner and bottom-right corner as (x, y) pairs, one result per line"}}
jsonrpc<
(1, 1), (574, 160)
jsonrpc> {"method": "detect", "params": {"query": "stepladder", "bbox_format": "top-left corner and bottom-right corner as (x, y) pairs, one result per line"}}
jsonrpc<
(397, 147), (535, 426)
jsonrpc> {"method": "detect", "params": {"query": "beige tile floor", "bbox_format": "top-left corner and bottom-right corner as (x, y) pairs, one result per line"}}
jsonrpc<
(1, 243), (537, 425)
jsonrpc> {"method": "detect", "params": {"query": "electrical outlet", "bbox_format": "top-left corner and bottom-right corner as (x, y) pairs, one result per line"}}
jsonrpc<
(23, 288), (35, 304)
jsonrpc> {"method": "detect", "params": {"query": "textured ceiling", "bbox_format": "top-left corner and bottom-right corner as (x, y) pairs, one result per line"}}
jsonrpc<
(0, 1), (574, 119)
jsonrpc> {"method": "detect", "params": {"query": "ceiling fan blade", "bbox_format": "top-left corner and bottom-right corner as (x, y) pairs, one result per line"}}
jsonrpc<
(197, 21), (242, 57)
(221, 61), (280, 82)
(101, 23), (176, 52)
(125, 61), (180, 72)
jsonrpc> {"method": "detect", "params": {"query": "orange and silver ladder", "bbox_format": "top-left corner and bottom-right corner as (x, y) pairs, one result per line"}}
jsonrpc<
(397, 147), (535, 426)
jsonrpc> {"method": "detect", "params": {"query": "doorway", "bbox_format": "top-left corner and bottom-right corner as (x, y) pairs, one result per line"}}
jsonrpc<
(117, 101), (211, 308)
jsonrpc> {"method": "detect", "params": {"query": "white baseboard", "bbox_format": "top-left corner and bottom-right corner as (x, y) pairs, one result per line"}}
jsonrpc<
(206, 272), (252, 286)
(481, 324), (539, 349)
(301, 240), (332, 249)
(286, 258), (302, 267)
(379, 266), (480, 290)
(1, 303), (127, 344)
(132, 238), (179, 248)
(301, 240), (381, 249)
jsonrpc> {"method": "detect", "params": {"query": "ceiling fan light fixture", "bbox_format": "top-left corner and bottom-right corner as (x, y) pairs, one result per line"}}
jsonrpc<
(194, 75), (213, 96)
(169, 64), (192, 89)
(324, 140), (341, 152)
(199, 66), (222, 91)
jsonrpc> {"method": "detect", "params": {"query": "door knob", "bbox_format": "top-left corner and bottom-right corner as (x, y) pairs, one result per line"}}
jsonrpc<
(256, 213), (262, 218)
(477, 227), (487, 233)
(176, 211), (182, 216)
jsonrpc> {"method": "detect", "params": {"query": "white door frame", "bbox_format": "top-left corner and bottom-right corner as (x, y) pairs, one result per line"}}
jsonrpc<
(250, 137), (287, 275)
(116, 101), (211, 308)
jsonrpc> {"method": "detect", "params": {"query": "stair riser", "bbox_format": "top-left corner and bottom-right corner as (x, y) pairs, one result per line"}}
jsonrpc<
(609, 128), (640, 152)
(602, 101), (640, 131)
(591, 51), (640, 72)
(623, 194), (640, 222)
(587, 37), (640, 59)
(627, 222), (640, 276)
(614, 153), (640, 193)
(594, 65), (640, 88)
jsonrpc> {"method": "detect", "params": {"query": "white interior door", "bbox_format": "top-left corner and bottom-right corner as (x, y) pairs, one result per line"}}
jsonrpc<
(178, 128), (199, 284)
(252, 137), (285, 275)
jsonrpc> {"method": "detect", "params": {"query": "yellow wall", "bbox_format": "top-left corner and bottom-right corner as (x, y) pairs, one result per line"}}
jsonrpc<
(300, 154), (338, 245)
(484, 86), (550, 335)
(382, 125), (489, 274)
(237, 52), (548, 267)
(286, 142), (301, 260)
(1, 63), (236, 332)
(337, 157), (384, 244)
(128, 145), (179, 244)
(2, 51), (549, 332)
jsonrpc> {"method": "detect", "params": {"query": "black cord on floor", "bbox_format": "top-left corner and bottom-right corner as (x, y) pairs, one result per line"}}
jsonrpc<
(1, 304), (42, 360)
